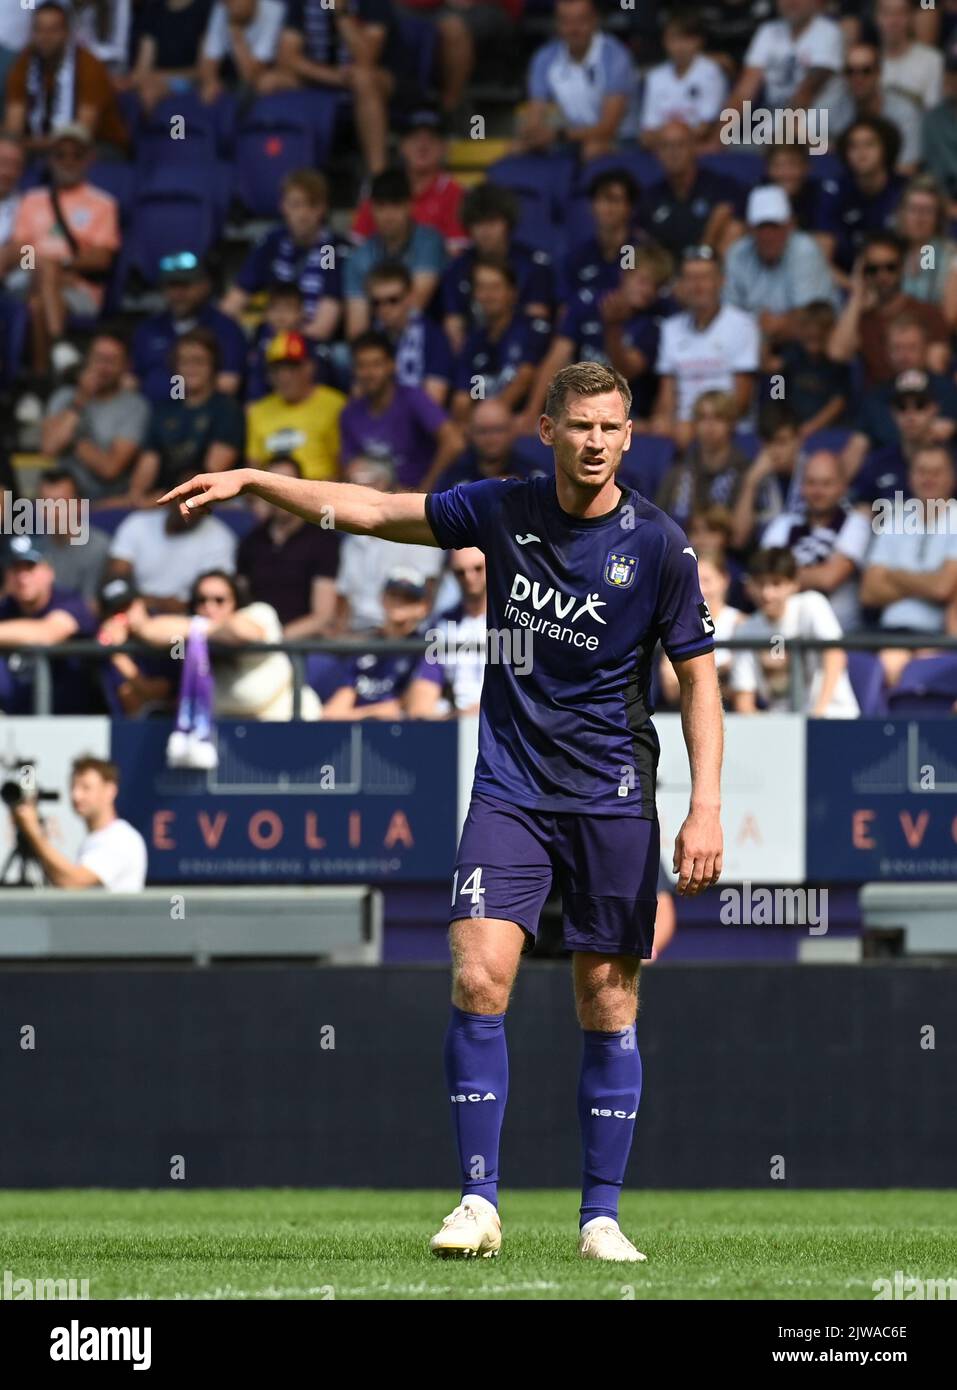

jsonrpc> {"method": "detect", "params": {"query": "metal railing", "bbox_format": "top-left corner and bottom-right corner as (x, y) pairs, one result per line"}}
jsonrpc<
(3, 632), (957, 716)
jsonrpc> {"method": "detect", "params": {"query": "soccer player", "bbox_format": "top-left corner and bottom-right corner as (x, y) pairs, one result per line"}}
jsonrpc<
(159, 362), (724, 1264)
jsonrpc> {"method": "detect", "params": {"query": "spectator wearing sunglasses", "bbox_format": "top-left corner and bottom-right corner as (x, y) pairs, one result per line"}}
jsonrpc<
(830, 41), (922, 173)
(132, 251), (247, 404)
(828, 231), (950, 385)
(366, 260), (453, 407)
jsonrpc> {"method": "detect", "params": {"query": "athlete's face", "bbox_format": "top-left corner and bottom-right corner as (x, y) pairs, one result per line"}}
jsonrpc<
(542, 389), (632, 489)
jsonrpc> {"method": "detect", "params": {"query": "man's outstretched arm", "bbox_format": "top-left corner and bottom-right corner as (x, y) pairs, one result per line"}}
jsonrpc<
(672, 650), (724, 896)
(157, 469), (438, 545)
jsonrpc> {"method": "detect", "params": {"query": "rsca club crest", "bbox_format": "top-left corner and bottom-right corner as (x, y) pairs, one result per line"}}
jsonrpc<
(603, 552), (637, 589)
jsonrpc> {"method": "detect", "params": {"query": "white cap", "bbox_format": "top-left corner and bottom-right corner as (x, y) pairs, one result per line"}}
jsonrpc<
(746, 185), (791, 227)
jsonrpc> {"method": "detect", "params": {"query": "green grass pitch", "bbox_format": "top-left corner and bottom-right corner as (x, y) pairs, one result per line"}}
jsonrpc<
(2, 1190), (955, 1301)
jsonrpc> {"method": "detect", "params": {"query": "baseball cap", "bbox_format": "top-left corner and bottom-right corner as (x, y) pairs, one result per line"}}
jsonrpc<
(98, 575), (138, 616)
(266, 331), (310, 365)
(746, 185), (791, 227)
(399, 105), (444, 136)
(51, 121), (92, 148)
(892, 369), (932, 406)
(383, 567), (428, 600)
(158, 251), (207, 284)
(7, 536), (44, 566)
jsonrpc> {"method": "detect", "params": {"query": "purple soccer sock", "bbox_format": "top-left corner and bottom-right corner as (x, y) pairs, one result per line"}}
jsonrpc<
(578, 1025), (642, 1228)
(443, 1005), (508, 1208)
(189, 623), (215, 741)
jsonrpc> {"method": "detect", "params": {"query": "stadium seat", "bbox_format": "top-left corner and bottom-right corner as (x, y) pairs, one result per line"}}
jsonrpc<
(126, 190), (217, 284)
(137, 158), (232, 228)
(806, 152), (844, 183)
(804, 428), (852, 455)
(512, 432), (555, 473)
(886, 655), (957, 715)
(87, 161), (136, 222)
(576, 149), (663, 195)
(234, 92), (340, 217)
(394, 13), (438, 91)
(699, 151), (766, 187)
(618, 434), (675, 497)
(90, 507), (258, 541)
(846, 650), (887, 716)
(306, 652), (350, 703)
(734, 429), (761, 460)
(0, 294), (29, 390)
(487, 153), (575, 220)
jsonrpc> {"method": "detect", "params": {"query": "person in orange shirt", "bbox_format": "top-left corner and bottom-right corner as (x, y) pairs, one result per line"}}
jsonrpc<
(4, 1), (128, 156)
(1, 122), (119, 374)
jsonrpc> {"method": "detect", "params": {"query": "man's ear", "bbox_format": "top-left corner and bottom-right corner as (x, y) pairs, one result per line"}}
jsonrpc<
(538, 413), (553, 445)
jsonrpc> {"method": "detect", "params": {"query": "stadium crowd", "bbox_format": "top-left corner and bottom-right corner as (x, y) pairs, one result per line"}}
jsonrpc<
(0, 0), (956, 728)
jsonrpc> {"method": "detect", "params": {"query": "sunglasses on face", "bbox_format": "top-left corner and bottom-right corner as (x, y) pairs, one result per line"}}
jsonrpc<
(863, 261), (900, 276)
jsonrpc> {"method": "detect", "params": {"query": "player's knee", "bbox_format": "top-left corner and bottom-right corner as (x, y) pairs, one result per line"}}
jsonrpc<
(453, 960), (512, 1014)
(576, 972), (639, 1031)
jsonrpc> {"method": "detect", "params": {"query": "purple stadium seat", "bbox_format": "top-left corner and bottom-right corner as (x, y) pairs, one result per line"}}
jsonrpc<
(807, 152), (843, 183)
(138, 158), (232, 227)
(804, 428), (852, 455)
(846, 650), (887, 716)
(0, 295), (29, 389)
(512, 432), (554, 473)
(699, 151), (765, 188)
(233, 92), (340, 217)
(306, 652), (350, 703)
(393, 12), (437, 90)
(487, 153), (575, 220)
(90, 507), (257, 541)
(513, 196), (562, 260)
(886, 655), (957, 715)
(87, 161), (135, 221)
(127, 189), (216, 284)
(577, 149), (663, 195)
(618, 434), (676, 497)
(734, 429), (761, 460)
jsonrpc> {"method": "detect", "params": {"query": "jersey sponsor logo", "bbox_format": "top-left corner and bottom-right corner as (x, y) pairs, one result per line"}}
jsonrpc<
(603, 552), (637, 589)
(508, 572), (607, 625)
(698, 599), (715, 635)
(514, 533), (541, 545)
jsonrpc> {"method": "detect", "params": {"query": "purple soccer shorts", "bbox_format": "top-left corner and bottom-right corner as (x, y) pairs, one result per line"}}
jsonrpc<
(449, 792), (661, 958)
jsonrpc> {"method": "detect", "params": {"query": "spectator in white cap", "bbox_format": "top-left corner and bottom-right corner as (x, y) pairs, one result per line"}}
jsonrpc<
(723, 184), (838, 349)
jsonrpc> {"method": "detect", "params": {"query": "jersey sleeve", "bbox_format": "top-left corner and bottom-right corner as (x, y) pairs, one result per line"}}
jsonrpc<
(654, 535), (716, 661)
(425, 478), (514, 550)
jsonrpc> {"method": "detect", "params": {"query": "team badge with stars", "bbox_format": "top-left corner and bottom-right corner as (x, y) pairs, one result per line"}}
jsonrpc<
(603, 552), (637, 589)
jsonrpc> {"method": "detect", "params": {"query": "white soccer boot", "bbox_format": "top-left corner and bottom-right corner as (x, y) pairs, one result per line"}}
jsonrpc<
(578, 1217), (647, 1263)
(429, 1195), (502, 1259)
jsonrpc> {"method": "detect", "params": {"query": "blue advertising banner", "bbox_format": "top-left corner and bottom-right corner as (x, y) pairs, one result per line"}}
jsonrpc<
(806, 719), (957, 882)
(112, 721), (459, 883)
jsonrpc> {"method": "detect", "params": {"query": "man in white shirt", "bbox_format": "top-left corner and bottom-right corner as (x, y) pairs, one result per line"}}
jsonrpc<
(107, 477), (237, 608)
(335, 458), (444, 632)
(729, 0), (843, 120)
(860, 445), (957, 684)
(407, 546), (488, 717)
(876, 0), (943, 111)
(639, 10), (727, 144)
(199, 0), (287, 102)
(761, 449), (872, 632)
(651, 246), (760, 446)
(730, 546), (859, 717)
(11, 755), (148, 891)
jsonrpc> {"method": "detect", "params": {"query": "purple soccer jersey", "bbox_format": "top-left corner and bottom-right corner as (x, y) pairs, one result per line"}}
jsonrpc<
(425, 476), (714, 818)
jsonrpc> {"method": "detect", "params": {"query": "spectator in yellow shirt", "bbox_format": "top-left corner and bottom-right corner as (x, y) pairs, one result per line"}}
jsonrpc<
(246, 331), (345, 480)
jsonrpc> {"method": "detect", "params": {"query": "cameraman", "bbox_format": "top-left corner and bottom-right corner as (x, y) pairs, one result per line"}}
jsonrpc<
(11, 756), (147, 891)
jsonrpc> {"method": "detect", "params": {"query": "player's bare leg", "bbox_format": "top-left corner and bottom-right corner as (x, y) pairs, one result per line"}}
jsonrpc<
(572, 952), (648, 1263)
(430, 918), (525, 1259)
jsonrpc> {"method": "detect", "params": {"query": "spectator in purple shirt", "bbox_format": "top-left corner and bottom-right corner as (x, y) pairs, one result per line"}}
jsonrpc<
(340, 331), (465, 492)
(450, 257), (551, 424)
(0, 536), (98, 714)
